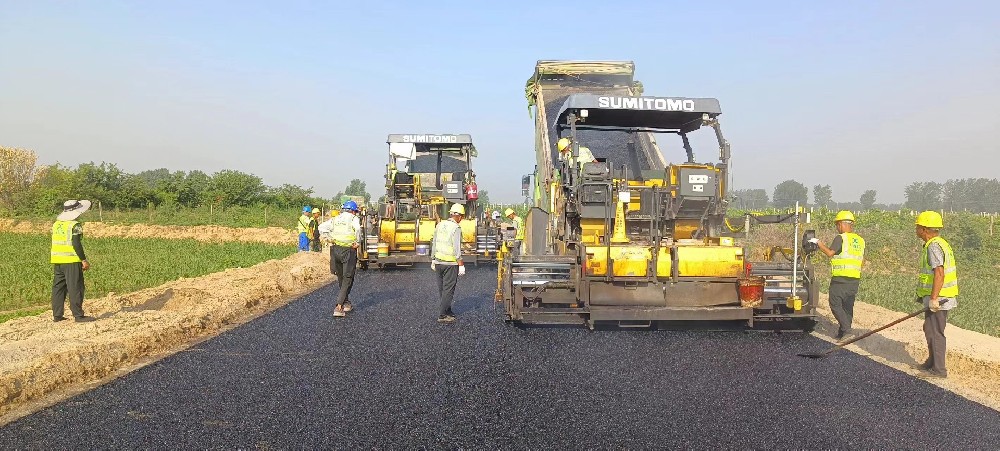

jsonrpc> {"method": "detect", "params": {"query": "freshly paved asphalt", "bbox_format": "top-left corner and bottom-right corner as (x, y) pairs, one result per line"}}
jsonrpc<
(1, 265), (998, 449)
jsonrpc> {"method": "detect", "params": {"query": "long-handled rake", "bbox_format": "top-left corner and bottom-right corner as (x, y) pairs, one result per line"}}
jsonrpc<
(798, 306), (931, 359)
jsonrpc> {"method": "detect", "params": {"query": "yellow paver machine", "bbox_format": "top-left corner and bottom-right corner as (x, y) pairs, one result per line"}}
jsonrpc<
(362, 134), (500, 268)
(497, 60), (818, 330)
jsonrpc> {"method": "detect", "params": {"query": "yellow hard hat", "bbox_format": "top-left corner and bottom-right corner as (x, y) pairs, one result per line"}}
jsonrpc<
(557, 138), (571, 151)
(504, 208), (515, 217)
(834, 210), (855, 222)
(311, 208), (320, 214)
(449, 203), (465, 215)
(916, 211), (943, 228)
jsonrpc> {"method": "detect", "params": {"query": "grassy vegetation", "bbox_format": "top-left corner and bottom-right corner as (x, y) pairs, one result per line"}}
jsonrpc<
(0, 232), (296, 313)
(744, 209), (1000, 337)
(8, 205), (309, 229)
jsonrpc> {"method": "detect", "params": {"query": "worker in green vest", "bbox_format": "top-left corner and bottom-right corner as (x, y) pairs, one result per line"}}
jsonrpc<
(430, 203), (466, 323)
(327, 200), (362, 318)
(297, 206), (312, 252)
(505, 208), (525, 254)
(51, 200), (96, 323)
(913, 211), (958, 378)
(808, 210), (865, 341)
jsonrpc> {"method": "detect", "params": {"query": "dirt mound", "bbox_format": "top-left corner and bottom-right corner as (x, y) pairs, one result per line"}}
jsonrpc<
(813, 294), (1000, 411)
(0, 219), (296, 245)
(0, 252), (332, 421)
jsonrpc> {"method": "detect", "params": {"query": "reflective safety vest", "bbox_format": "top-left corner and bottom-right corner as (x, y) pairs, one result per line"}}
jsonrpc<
(917, 236), (958, 298)
(297, 214), (311, 234)
(51, 220), (81, 264)
(330, 212), (359, 246)
(831, 232), (865, 279)
(512, 216), (525, 240)
(433, 220), (462, 262)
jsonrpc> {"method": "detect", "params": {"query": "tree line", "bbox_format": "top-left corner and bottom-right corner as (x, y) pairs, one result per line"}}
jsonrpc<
(0, 147), (371, 216)
(732, 178), (1000, 213)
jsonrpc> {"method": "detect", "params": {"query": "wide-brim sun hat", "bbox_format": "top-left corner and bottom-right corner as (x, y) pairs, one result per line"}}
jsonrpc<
(57, 200), (92, 221)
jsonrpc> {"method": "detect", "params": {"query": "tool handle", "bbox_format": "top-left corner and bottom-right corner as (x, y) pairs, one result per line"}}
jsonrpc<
(836, 307), (929, 348)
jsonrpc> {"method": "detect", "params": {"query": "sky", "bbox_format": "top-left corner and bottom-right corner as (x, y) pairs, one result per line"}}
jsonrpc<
(2, 0), (998, 204)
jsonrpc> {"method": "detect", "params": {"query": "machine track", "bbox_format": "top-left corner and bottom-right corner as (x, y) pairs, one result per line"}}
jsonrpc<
(1, 267), (997, 448)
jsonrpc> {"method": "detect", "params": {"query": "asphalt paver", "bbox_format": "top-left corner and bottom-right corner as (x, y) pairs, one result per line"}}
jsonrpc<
(1, 266), (998, 449)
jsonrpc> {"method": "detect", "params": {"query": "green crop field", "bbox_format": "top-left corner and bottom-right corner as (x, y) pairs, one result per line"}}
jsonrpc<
(0, 232), (296, 319)
(743, 210), (1000, 337)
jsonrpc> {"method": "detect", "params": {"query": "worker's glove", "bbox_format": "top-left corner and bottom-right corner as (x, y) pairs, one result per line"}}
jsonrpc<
(929, 298), (941, 312)
(458, 265), (466, 276)
(431, 261), (436, 271)
(807, 238), (819, 244)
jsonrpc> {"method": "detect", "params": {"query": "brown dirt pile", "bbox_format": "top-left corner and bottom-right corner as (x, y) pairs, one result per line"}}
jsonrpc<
(0, 219), (296, 245)
(814, 293), (1000, 411)
(0, 252), (332, 421)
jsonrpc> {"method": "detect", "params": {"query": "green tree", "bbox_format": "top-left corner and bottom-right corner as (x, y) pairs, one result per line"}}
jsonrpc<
(860, 189), (877, 210)
(476, 189), (491, 206)
(813, 184), (832, 209)
(730, 189), (769, 210)
(178, 170), (211, 207)
(0, 146), (40, 211)
(772, 180), (808, 209)
(210, 170), (265, 207)
(904, 182), (942, 211)
(343, 179), (371, 203)
(18, 163), (78, 215)
(268, 183), (315, 209)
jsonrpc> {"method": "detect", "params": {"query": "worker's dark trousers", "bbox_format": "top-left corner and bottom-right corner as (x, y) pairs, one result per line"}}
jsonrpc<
(52, 262), (85, 319)
(828, 277), (860, 336)
(924, 310), (948, 373)
(435, 264), (459, 317)
(331, 245), (357, 306)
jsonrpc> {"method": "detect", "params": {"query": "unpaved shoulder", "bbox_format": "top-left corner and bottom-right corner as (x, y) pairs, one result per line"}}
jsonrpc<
(814, 294), (1000, 411)
(0, 252), (332, 424)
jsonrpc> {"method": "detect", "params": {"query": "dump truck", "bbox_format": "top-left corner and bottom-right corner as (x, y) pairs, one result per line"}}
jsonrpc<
(362, 134), (500, 267)
(497, 60), (818, 330)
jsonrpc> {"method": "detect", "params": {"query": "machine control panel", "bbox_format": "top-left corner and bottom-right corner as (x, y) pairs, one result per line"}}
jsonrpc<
(678, 169), (717, 198)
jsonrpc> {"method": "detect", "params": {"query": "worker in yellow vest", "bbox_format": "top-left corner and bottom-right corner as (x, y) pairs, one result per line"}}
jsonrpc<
(430, 203), (467, 323)
(913, 211), (958, 378)
(557, 137), (596, 171)
(808, 210), (865, 341)
(325, 200), (362, 318)
(297, 206), (312, 252)
(505, 208), (525, 254)
(51, 200), (96, 323)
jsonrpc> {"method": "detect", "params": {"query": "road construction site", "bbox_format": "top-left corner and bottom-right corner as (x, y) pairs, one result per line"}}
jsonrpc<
(1, 261), (999, 448)
(4, 59), (1000, 448)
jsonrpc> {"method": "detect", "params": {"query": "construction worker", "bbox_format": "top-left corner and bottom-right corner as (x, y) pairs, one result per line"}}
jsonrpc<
(557, 137), (597, 170)
(430, 203), (466, 323)
(505, 208), (525, 253)
(297, 206), (312, 252)
(326, 200), (362, 318)
(913, 211), (958, 378)
(808, 210), (865, 341)
(51, 200), (96, 323)
(308, 207), (322, 252)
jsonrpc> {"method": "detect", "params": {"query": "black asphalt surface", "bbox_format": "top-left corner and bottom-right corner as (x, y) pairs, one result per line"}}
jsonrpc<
(2, 265), (998, 449)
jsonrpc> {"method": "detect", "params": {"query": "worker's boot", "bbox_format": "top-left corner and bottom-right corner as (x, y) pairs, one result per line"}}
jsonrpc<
(342, 301), (353, 313)
(333, 304), (346, 318)
(914, 359), (933, 371)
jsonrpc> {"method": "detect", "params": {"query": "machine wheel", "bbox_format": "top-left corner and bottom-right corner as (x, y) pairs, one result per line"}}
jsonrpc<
(360, 261), (369, 271)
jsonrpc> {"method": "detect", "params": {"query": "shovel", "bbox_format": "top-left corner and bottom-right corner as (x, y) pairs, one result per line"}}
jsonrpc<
(798, 304), (936, 359)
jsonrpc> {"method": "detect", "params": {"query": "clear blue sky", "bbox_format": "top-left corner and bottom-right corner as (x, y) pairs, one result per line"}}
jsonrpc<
(2, 0), (998, 204)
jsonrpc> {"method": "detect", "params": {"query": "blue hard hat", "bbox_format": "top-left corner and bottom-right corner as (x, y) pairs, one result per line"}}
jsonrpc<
(341, 200), (358, 211)
(303, 206), (311, 212)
